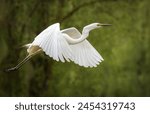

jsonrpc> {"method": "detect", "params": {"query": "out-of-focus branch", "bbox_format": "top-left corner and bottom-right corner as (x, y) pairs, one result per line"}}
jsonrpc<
(59, 0), (100, 23)
(20, 0), (40, 38)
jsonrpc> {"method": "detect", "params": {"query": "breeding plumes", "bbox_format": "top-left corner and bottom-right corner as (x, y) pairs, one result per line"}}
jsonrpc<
(6, 23), (111, 72)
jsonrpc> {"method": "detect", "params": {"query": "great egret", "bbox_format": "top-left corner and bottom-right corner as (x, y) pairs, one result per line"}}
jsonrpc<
(6, 23), (111, 72)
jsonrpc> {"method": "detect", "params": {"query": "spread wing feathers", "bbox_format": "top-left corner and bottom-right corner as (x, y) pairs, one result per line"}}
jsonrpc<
(61, 27), (81, 39)
(70, 40), (104, 67)
(31, 23), (72, 62)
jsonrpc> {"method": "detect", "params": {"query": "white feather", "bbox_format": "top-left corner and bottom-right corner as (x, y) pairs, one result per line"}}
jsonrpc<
(69, 40), (103, 67)
(31, 23), (72, 62)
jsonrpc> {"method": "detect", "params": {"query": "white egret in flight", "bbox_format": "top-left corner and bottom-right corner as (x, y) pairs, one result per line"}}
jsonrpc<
(6, 23), (111, 72)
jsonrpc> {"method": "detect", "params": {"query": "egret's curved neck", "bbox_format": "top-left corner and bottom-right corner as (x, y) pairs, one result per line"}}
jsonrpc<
(82, 26), (92, 35)
(77, 27), (90, 43)
(65, 26), (91, 44)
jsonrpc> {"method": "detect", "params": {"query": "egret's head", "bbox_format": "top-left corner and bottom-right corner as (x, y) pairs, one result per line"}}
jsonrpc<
(84, 23), (111, 32)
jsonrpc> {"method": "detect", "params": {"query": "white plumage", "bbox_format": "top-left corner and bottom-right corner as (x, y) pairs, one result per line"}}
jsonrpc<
(32, 23), (72, 62)
(7, 22), (111, 71)
(31, 23), (104, 67)
(61, 26), (104, 67)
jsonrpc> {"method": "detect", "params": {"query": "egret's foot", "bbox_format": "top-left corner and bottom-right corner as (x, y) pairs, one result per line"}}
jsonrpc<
(5, 67), (17, 72)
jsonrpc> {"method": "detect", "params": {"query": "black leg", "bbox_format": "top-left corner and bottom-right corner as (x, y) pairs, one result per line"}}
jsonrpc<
(5, 49), (42, 72)
(5, 55), (32, 72)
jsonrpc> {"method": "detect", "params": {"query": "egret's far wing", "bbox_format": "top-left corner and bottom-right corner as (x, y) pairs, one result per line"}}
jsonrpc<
(31, 23), (72, 62)
(70, 40), (104, 67)
(61, 27), (81, 39)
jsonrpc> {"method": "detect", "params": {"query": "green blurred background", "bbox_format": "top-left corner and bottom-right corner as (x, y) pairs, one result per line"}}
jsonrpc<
(0, 0), (150, 96)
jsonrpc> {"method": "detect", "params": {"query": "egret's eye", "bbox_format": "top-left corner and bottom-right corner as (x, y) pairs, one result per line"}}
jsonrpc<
(97, 23), (101, 26)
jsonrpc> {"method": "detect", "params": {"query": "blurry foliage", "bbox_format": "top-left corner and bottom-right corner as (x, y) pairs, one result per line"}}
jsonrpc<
(0, 0), (150, 96)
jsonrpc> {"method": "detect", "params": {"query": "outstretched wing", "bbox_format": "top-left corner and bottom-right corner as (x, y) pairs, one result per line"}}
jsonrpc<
(61, 27), (104, 67)
(31, 23), (72, 62)
(70, 40), (104, 67)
